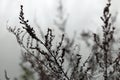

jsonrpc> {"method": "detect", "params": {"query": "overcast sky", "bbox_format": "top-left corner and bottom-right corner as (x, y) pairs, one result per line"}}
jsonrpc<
(0, 0), (120, 79)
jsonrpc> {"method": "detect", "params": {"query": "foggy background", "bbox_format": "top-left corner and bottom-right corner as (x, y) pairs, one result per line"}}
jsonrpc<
(0, 0), (120, 79)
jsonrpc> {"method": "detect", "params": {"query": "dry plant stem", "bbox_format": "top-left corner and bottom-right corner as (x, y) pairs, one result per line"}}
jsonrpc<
(100, 0), (113, 80)
(93, 0), (115, 80)
(32, 34), (69, 80)
(38, 39), (70, 80)
(19, 5), (70, 80)
(102, 1), (110, 80)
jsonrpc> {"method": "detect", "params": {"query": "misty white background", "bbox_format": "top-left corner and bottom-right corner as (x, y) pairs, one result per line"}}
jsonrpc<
(0, 0), (120, 79)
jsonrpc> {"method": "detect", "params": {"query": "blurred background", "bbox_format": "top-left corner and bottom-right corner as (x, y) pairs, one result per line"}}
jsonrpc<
(0, 0), (120, 79)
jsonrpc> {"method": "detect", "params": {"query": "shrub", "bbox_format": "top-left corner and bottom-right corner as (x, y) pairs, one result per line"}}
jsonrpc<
(6, 0), (120, 80)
